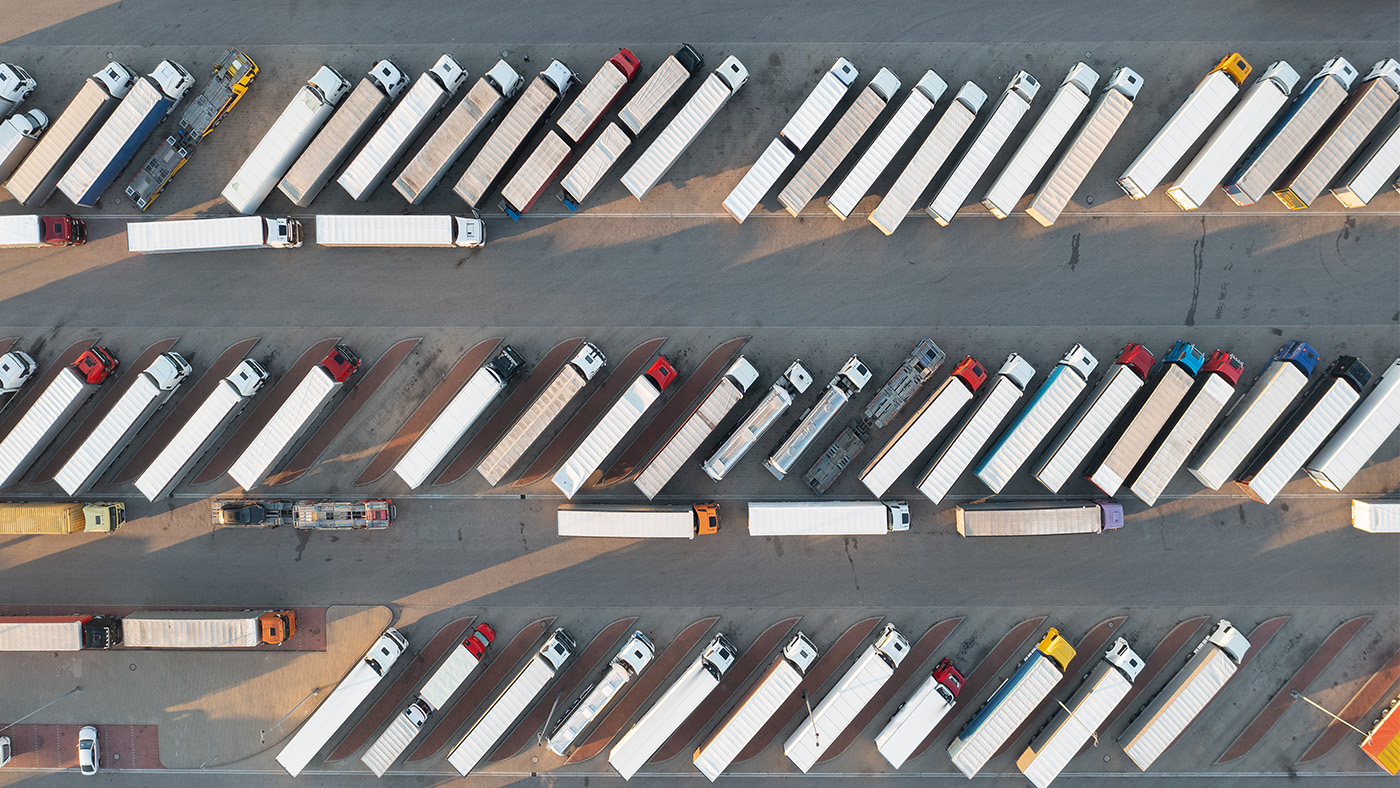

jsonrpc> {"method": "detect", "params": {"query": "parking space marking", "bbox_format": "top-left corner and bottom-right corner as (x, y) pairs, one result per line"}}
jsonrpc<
(2, 723), (160, 770)
(1299, 645), (1400, 763)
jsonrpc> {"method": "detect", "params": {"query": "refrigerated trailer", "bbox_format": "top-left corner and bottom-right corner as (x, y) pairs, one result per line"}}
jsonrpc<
(634, 356), (758, 498)
(136, 359), (267, 500)
(0, 347), (119, 489)
(780, 68), (901, 217)
(560, 45), (703, 211)
(1352, 500), (1400, 533)
(1307, 358), (1400, 491)
(785, 624), (909, 773)
(1128, 350), (1244, 505)
(555, 49), (641, 144)
(1119, 620), (1249, 771)
(861, 357), (986, 498)
(477, 343), (606, 486)
(702, 360), (813, 482)
(4, 62), (134, 207)
(918, 353), (1036, 504)
(828, 70), (946, 220)
(869, 81), (986, 235)
(314, 214), (482, 247)
(454, 60), (576, 208)
(875, 658), (964, 769)
(748, 499), (910, 535)
(693, 633), (818, 781)
(765, 355), (872, 480)
(548, 632), (654, 756)
(955, 499), (1123, 537)
(1168, 61), (1300, 210)
(610, 634), (738, 780)
(1332, 110), (1400, 207)
(278, 60), (409, 207)
(621, 56), (748, 200)
(276, 628), (409, 776)
(553, 357), (677, 498)
(1026, 68), (1144, 226)
(1224, 57), (1358, 206)
(128, 216), (301, 253)
(1038, 355), (1156, 494)
(1119, 53), (1251, 199)
(122, 610), (295, 648)
(338, 54), (467, 201)
(499, 130), (574, 218)
(0, 615), (121, 650)
(983, 62), (1098, 219)
(0, 501), (124, 535)
(0, 214), (86, 247)
(1276, 58), (1400, 209)
(449, 629), (575, 776)
(393, 61), (522, 204)
(1190, 340), (1319, 489)
(0, 111), (47, 184)
(975, 344), (1096, 493)
(394, 347), (523, 489)
(221, 66), (351, 214)
(927, 70), (1040, 225)
(228, 345), (360, 490)
(55, 353), (191, 495)
(1238, 356), (1370, 504)
(948, 628), (1076, 778)
(723, 57), (859, 223)
(557, 503), (718, 539)
(1086, 340), (1205, 496)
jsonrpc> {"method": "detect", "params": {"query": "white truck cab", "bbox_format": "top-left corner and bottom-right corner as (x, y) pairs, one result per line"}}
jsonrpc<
(370, 59), (410, 98)
(717, 56), (750, 91)
(1105, 636), (1145, 680)
(150, 60), (195, 109)
(309, 65), (352, 105)
(227, 359), (270, 396)
(0, 349), (37, 394)
(542, 60), (579, 95)
(95, 61), (137, 98)
(0, 63), (37, 115)
(430, 54), (469, 93)
(486, 60), (525, 98)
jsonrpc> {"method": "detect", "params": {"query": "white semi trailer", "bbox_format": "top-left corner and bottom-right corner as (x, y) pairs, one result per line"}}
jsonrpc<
(557, 503), (718, 539)
(828, 70), (947, 220)
(861, 357), (986, 498)
(128, 216), (302, 252)
(983, 62), (1098, 219)
(975, 344), (1096, 493)
(454, 60), (576, 208)
(1034, 343), (1154, 492)
(1128, 350), (1244, 505)
(1306, 358), (1400, 491)
(868, 81), (985, 235)
(918, 353), (1036, 504)
(552, 357), (677, 498)
(927, 70), (1039, 225)
(548, 632), (655, 756)
(748, 500), (910, 535)
(634, 357), (758, 498)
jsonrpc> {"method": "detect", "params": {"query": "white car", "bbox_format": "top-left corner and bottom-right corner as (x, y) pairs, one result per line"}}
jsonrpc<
(1, 734), (12, 767)
(77, 726), (98, 775)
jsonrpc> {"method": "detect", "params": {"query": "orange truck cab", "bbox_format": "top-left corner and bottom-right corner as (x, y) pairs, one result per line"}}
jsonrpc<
(694, 503), (720, 534)
(259, 610), (297, 644)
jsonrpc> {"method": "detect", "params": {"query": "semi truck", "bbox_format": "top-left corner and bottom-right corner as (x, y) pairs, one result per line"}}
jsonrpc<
(928, 70), (1040, 225)
(278, 60), (409, 207)
(560, 45), (703, 211)
(1190, 340), (1319, 489)
(722, 57), (860, 223)
(0, 214), (86, 247)
(975, 344), (1096, 493)
(785, 623), (910, 772)
(0, 350), (37, 401)
(552, 357), (677, 498)
(393, 347), (523, 489)
(918, 353), (1036, 504)
(869, 81), (986, 235)
(1119, 620), (1249, 771)
(1168, 61), (1300, 210)
(1353, 499), (1400, 533)
(702, 360), (813, 482)
(128, 216), (301, 253)
(1017, 638), (1144, 788)
(361, 623), (494, 777)
(634, 357), (759, 498)
(1026, 68), (1144, 226)
(954, 499), (1124, 537)
(314, 214), (482, 247)
(779, 68), (901, 217)
(228, 345), (360, 490)
(57, 60), (195, 207)
(122, 610), (295, 648)
(557, 503), (718, 539)
(1224, 57), (1358, 206)
(221, 65), (351, 214)
(861, 357), (985, 497)
(765, 355), (872, 480)
(454, 60), (576, 208)
(3, 62), (134, 207)
(124, 48), (259, 210)
(1118, 53), (1251, 199)
(276, 628), (409, 777)
(693, 633), (818, 781)
(548, 631), (655, 756)
(828, 70), (947, 220)
(1128, 350), (1244, 505)
(1332, 110), (1400, 207)
(0, 347), (119, 489)
(1086, 340), (1205, 496)
(621, 55), (748, 200)
(875, 657), (964, 769)
(0, 501), (124, 534)
(609, 634), (738, 780)
(55, 352), (192, 496)
(748, 499), (910, 535)
(0, 614), (121, 650)
(1362, 695), (1400, 775)
(211, 498), (394, 530)
(338, 55), (467, 201)
(948, 628), (1076, 778)
(1238, 356), (1371, 504)
(0, 110), (47, 183)
(983, 62), (1099, 219)
(1276, 59), (1400, 209)
(498, 131), (572, 219)
(447, 628), (574, 775)
(135, 359), (268, 500)
(0, 63), (35, 116)
(1307, 358), (1400, 491)
(393, 60), (522, 204)
(477, 343), (606, 486)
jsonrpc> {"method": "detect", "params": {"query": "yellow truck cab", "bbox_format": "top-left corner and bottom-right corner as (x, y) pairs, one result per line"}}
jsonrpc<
(1036, 627), (1077, 672)
(1213, 53), (1252, 85)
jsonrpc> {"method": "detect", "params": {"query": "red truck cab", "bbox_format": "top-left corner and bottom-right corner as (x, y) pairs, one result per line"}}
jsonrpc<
(320, 344), (361, 382)
(1117, 343), (1156, 379)
(951, 356), (988, 392)
(645, 356), (678, 392)
(611, 49), (642, 80)
(41, 216), (86, 246)
(74, 346), (118, 384)
(933, 657), (965, 698)
(465, 622), (495, 657)
(1202, 349), (1245, 385)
